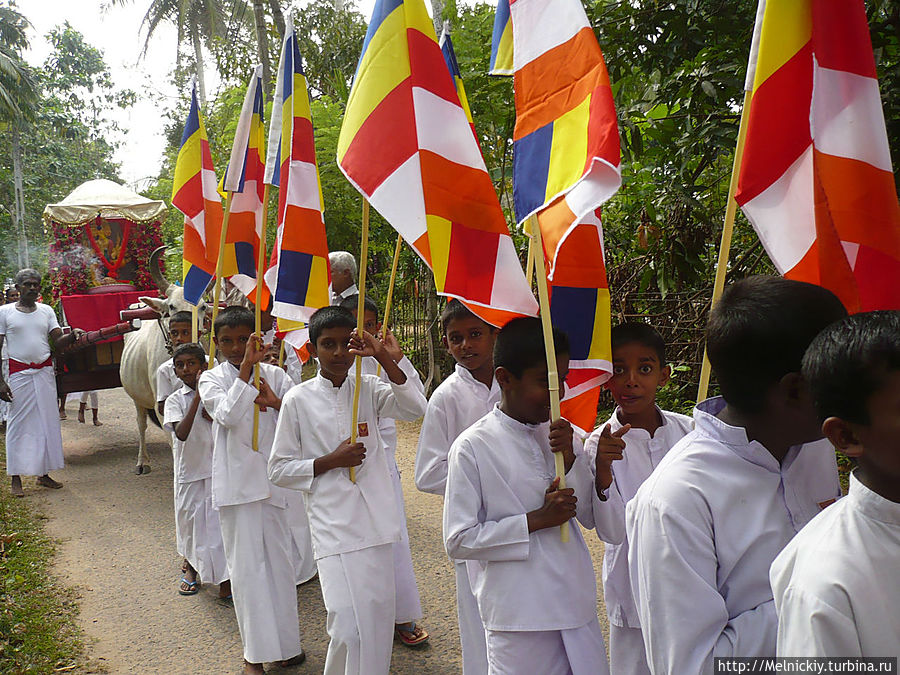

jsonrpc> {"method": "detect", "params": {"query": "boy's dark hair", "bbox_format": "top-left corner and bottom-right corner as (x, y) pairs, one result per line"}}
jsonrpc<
(494, 317), (570, 378)
(309, 306), (356, 345)
(213, 305), (255, 336)
(440, 299), (488, 334)
(706, 276), (846, 413)
(611, 322), (666, 364)
(802, 310), (900, 425)
(339, 294), (380, 321)
(172, 342), (206, 364)
(169, 310), (193, 326)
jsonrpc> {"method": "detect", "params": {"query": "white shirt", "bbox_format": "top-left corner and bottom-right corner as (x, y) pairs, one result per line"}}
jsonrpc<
(330, 283), (358, 307)
(771, 471), (899, 657)
(156, 359), (181, 403)
(585, 407), (693, 628)
(269, 370), (427, 559)
(198, 361), (294, 509)
(626, 397), (842, 674)
(415, 363), (500, 495)
(163, 384), (213, 483)
(0, 303), (59, 364)
(443, 406), (606, 632)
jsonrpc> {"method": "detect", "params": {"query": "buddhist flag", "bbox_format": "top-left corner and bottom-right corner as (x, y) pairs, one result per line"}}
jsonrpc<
(736, 0), (900, 311)
(263, 21), (330, 348)
(337, 0), (537, 326)
(221, 65), (269, 308)
(489, 0), (514, 76)
(438, 23), (477, 143)
(510, 0), (621, 432)
(172, 82), (224, 306)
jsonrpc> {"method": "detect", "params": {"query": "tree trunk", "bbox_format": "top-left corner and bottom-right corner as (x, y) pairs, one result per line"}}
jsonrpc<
(430, 0), (443, 37)
(253, 0), (273, 101)
(191, 29), (207, 107)
(268, 0), (286, 39)
(11, 125), (27, 268)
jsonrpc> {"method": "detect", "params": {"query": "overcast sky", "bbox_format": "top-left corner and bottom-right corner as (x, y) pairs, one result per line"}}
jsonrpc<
(21, 0), (419, 194)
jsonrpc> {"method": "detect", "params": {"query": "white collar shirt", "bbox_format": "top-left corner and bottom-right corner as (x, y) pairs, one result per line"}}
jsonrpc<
(443, 406), (602, 632)
(155, 359), (181, 403)
(770, 471), (900, 657)
(0, 303), (58, 364)
(625, 397), (841, 674)
(198, 361), (294, 509)
(163, 384), (213, 483)
(584, 407), (693, 628)
(269, 370), (427, 559)
(415, 363), (500, 496)
(329, 283), (358, 307)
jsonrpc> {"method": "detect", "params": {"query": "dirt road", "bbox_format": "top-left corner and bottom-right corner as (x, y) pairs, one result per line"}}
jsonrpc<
(29, 388), (608, 674)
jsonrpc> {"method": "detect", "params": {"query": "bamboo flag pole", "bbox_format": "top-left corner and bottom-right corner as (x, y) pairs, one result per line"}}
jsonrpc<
(525, 237), (535, 287)
(191, 304), (198, 342)
(376, 234), (403, 377)
(277, 338), (286, 368)
(696, 88), (754, 403)
(528, 214), (569, 543)
(348, 199), (371, 483)
(208, 192), (235, 370)
(251, 185), (271, 452)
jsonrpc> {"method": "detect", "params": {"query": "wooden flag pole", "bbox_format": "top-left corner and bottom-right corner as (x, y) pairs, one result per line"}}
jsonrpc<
(191, 304), (199, 342)
(528, 214), (569, 543)
(252, 184), (271, 452)
(349, 199), (371, 483)
(525, 237), (535, 287)
(376, 234), (403, 377)
(696, 89), (754, 403)
(208, 191), (235, 370)
(277, 338), (286, 368)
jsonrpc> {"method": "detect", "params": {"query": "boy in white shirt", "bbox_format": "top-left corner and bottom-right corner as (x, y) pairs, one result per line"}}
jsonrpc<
(414, 299), (499, 674)
(162, 343), (229, 600)
(156, 311), (195, 416)
(444, 317), (611, 675)
(585, 323), (692, 675)
(770, 310), (900, 657)
(626, 276), (847, 674)
(340, 294), (429, 647)
(198, 307), (304, 675)
(269, 306), (427, 675)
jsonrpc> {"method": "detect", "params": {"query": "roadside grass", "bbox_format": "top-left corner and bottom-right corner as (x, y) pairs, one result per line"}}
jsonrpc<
(0, 437), (91, 675)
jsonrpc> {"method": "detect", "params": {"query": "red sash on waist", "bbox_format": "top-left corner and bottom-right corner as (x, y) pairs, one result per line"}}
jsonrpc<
(8, 357), (53, 374)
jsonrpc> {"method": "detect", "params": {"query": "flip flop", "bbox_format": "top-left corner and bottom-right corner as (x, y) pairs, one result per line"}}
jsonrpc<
(217, 594), (234, 607)
(178, 577), (200, 595)
(395, 622), (429, 647)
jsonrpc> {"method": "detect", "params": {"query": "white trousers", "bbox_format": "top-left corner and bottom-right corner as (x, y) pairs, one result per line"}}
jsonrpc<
(174, 478), (228, 584)
(6, 367), (64, 476)
(609, 624), (650, 675)
(318, 543), (395, 675)
(284, 489), (317, 584)
(456, 560), (489, 675)
(486, 617), (609, 675)
(79, 391), (98, 408)
(218, 500), (302, 664)
(390, 465), (423, 623)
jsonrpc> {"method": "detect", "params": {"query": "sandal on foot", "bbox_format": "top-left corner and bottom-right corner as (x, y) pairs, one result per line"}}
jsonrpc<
(217, 594), (234, 607)
(276, 652), (306, 668)
(36, 476), (62, 489)
(178, 577), (200, 595)
(395, 622), (430, 647)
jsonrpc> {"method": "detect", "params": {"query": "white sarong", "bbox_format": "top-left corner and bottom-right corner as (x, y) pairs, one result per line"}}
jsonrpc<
(174, 478), (228, 585)
(6, 366), (64, 476)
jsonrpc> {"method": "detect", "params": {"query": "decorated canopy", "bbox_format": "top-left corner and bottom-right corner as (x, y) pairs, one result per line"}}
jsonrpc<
(42, 179), (167, 226)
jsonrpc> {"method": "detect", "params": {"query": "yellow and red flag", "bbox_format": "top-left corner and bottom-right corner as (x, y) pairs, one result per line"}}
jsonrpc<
(337, 0), (537, 327)
(736, 0), (900, 311)
(222, 65), (269, 308)
(172, 82), (223, 305)
(510, 0), (621, 433)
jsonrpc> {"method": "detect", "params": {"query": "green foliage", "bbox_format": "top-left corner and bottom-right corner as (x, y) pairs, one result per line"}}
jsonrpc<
(0, 3), (36, 121)
(0, 440), (88, 674)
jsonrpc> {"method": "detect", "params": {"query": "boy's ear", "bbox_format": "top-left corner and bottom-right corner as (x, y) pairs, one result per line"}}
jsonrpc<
(659, 364), (671, 387)
(495, 365), (513, 389)
(307, 340), (318, 357)
(779, 372), (806, 407)
(822, 417), (864, 459)
(212, 335), (219, 346)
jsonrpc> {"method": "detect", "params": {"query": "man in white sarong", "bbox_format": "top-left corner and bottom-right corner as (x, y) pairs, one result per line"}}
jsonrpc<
(0, 269), (83, 497)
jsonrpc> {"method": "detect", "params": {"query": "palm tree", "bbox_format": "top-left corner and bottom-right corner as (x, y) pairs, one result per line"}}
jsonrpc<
(0, 5), (36, 120)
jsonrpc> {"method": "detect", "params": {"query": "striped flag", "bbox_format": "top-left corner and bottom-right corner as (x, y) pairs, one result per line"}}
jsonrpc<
(221, 65), (269, 308)
(338, 0), (537, 326)
(172, 82), (224, 305)
(438, 23), (477, 142)
(263, 21), (331, 348)
(489, 0), (514, 76)
(510, 0), (621, 433)
(736, 0), (900, 311)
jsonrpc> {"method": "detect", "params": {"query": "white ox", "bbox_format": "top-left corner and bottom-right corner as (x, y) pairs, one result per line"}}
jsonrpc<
(119, 247), (208, 474)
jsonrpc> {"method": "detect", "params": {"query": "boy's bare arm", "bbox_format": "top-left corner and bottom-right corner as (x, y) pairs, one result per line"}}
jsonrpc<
(173, 394), (202, 441)
(526, 477), (577, 532)
(313, 438), (366, 476)
(548, 419), (577, 474)
(594, 423), (629, 497)
(348, 329), (406, 384)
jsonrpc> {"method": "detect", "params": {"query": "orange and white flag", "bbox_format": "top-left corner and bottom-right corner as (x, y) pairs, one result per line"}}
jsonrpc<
(736, 0), (900, 311)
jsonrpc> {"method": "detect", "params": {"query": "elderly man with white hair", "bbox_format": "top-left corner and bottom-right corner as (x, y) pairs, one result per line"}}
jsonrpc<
(328, 251), (358, 306)
(0, 269), (83, 497)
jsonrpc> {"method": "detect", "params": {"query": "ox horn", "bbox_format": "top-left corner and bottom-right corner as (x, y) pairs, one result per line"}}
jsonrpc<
(149, 246), (171, 295)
